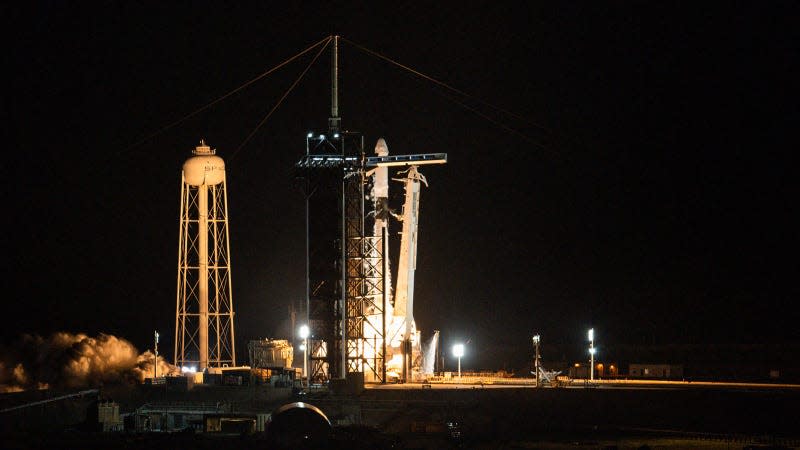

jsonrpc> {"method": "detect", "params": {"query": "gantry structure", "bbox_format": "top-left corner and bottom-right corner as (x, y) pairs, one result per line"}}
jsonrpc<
(294, 36), (445, 383)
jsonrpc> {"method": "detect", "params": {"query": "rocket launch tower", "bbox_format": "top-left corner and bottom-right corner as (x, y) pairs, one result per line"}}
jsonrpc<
(174, 140), (236, 370)
(295, 36), (445, 384)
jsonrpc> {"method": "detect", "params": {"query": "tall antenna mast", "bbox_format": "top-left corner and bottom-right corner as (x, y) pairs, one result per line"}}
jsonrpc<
(329, 35), (341, 135)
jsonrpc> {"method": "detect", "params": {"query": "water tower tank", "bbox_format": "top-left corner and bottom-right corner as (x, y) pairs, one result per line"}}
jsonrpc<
(183, 140), (225, 186)
(175, 138), (236, 371)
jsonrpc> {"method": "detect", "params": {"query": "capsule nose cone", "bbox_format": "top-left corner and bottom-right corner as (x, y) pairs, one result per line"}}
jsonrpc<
(375, 138), (389, 156)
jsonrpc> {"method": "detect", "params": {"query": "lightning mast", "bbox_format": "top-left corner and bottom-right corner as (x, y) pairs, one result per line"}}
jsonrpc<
(295, 36), (364, 382)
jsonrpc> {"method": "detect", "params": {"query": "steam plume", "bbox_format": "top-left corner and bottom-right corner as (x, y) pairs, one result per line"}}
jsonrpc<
(0, 332), (179, 393)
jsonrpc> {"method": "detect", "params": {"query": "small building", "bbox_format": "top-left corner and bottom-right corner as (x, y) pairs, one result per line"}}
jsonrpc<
(134, 402), (215, 432)
(205, 366), (254, 386)
(144, 372), (203, 391)
(246, 339), (298, 386)
(97, 401), (123, 432)
(628, 363), (683, 379)
(133, 402), (266, 433)
(248, 338), (294, 369)
(595, 361), (619, 378)
(568, 361), (616, 379)
(204, 412), (269, 434)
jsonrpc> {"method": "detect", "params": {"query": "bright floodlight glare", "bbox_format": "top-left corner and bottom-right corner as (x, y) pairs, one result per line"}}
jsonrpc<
(299, 344), (306, 351)
(299, 325), (310, 339)
(588, 328), (594, 341)
(452, 343), (465, 357)
(307, 132), (313, 138)
(589, 347), (596, 355)
(320, 134), (326, 140)
(334, 133), (340, 138)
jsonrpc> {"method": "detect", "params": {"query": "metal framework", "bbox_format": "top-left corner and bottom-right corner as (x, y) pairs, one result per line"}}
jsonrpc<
(344, 169), (388, 382)
(295, 156), (339, 382)
(292, 36), (450, 384)
(295, 142), (447, 384)
(174, 155), (236, 369)
(295, 131), (390, 383)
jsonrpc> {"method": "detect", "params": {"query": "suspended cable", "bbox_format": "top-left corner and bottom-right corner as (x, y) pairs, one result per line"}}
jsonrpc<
(121, 36), (332, 155)
(434, 87), (559, 157)
(342, 37), (560, 154)
(229, 37), (332, 162)
(342, 38), (533, 124)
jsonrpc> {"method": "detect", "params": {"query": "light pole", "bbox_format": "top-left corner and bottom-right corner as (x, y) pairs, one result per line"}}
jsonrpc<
(299, 325), (309, 387)
(532, 334), (541, 387)
(154, 330), (159, 379)
(452, 343), (464, 380)
(588, 328), (595, 381)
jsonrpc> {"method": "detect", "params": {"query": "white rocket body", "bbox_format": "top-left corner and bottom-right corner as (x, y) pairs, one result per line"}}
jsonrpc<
(393, 166), (425, 342)
(369, 138), (443, 381)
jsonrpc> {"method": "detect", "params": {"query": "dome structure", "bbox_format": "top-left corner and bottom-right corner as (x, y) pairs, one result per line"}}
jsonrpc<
(266, 402), (332, 448)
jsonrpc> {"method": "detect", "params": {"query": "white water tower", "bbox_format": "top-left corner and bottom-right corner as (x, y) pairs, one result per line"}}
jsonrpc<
(174, 140), (236, 370)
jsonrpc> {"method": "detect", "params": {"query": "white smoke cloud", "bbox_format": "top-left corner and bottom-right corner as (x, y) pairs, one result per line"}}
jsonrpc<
(0, 332), (180, 393)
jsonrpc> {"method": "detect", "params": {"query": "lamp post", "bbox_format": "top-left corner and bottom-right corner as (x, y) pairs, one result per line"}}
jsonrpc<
(299, 325), (309, 387)
(154, 330), (159, 379)
(532, 334), (541, 387)
(588, 328), (595, 381)
(452, 343), (464, 380)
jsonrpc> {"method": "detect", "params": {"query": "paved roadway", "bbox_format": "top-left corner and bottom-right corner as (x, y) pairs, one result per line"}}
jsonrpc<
(365, 377), (800, 391)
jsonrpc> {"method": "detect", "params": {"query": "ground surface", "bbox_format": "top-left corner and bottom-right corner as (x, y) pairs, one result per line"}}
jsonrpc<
(2, 381), (799, 449)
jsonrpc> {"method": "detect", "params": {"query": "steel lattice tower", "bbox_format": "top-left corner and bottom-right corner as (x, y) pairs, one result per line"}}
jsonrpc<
(295, 130), (374, 382)
(293, 36), (392, 384)
(293, 36), (446, 384)
(174, 140), (236, 370)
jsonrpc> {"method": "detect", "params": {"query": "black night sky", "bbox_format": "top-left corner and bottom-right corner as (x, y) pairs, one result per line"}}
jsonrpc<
(4, 2), (799, 372)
